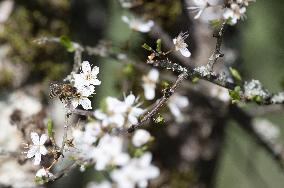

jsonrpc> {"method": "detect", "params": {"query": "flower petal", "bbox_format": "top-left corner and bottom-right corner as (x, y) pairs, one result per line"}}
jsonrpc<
(82, 61), (91, 73)
(91, 66), (100, 76)
(40, 146), (48, 155)
(26, 146), (37, 158)
(40, 134), (47, 145)
(148, 69), (159, 82)
(34, 152), (42, 165)
(180, 48), (191, 57)
(80, 98), (92, 110)
(31, 132), (40, 145)
(125, 94), (135, 106)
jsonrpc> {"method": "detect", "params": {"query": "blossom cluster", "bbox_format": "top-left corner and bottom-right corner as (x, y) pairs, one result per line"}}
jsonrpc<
(71, 122), (159, 188)
(188, 0), (256, 25)
(71, 61), (101, 110)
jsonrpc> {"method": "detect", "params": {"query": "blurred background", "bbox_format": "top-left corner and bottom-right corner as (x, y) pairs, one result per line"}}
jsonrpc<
(0, 0), (284, 187)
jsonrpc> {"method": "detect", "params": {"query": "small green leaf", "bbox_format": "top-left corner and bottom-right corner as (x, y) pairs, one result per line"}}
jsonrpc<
(191, 77), (200, 83)
(229, 86), (241, 102)
(60, 36), (75, 52)
(156, 39), (162, 53)
(153, 113), (164, 124)
(160, 80), (169, 88)
(142, 43), (152, 51)
(209, 19), (223, 29)
(47, 119), (53, 138)
(229, 67), (242, 81)
(252, 95), (263, 104)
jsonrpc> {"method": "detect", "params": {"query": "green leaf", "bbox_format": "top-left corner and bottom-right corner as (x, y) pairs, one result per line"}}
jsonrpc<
(47, 119), (53, 138)
(252, 95), (263, 104)
(229, 86), (241, 102)
(191, 77), (200, 83)
(59, 36), (75, 52)
(161, 80), (169, 88)
(153, 113), (164, 124)
(209, 19), (223, 29)
(142, 43), (152, 51)
(229, 67), (242, 81)
(156, 39), (162, 53)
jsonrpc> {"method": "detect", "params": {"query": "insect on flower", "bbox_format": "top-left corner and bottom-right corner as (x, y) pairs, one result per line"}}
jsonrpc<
(49, 83), (80, 101)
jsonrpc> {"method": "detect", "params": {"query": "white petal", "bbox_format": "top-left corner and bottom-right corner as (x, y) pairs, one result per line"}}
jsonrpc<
(137, 20), (154, 33)
(143, 85), (155, 100)
(40, 134), (47, 145)
(148, 69), (159, 82)
(26, 146), (37, 158)
(80, 98), (92, 110)
(121, 15), (130, 24)
(40, 146), (47, 155)
(128, 114), (138, 125)
(82, 61), (91, 73)
(91, 66), (100, 75)
(90, 78), (101, 86)
(194, 9), (204, 19)
(180, 48), (191, 57)
(34, 152), (42, 165)
(125, 94), (135, 106)
(31, 132), (40, 145)
(94, 110), (106, 120)
(71, 99), (79, 109)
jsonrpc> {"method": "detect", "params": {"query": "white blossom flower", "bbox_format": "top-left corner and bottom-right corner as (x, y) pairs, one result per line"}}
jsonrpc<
(210, 86), (230, 102)
(142, 69), (159, 100)
(26, 132), (48, 165)
(173, 32), (191, 57)
(72, 122), (102, 160)
(122, 15), (154, 33)
(187, 0), (209, 19)
(87, 181), (112, 188)
(74, 61), (101, 88)
(93, 135), (130, 170)
(0, 0), (14, 24)
(132, 129), (151, 147)
(223, 3), (246, 25)
(71, 85), (94, 110)
(253, 119), (280, 143)
(167, 94), (189, 122)
(237, 0), (256, 6)
(111, 152), (159, 188)
(123, 94), (144, 125)
(35, 168), (53, 178)
(94, 97), (127, 128)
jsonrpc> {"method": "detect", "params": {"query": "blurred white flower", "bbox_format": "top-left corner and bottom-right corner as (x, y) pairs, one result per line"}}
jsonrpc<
(74, 61), (101, 88)
(123, 94), (144, 125)
(71, 122), (102, 160)
(0, 0), (14, 24)
(142, 69), (159, 100)
(173, 32), (191, 57)
(237, 0), (256, 6)
(122, 15), (154, 33)
(132, 129), (151, 147)
(111, 152), (159, 188)
(87, 181), (112, 188)
(223, 3), (246, 25)
(187, 0), (209, 19)
(93, 135), (130, 170)
(26, 132), (48, 165)
(35, 168), (53, 178)
(167, 94), (189, 122)
(210, 86), (230, 102)
(253, 119), (280, 143)
(94, 97), (127, 128)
